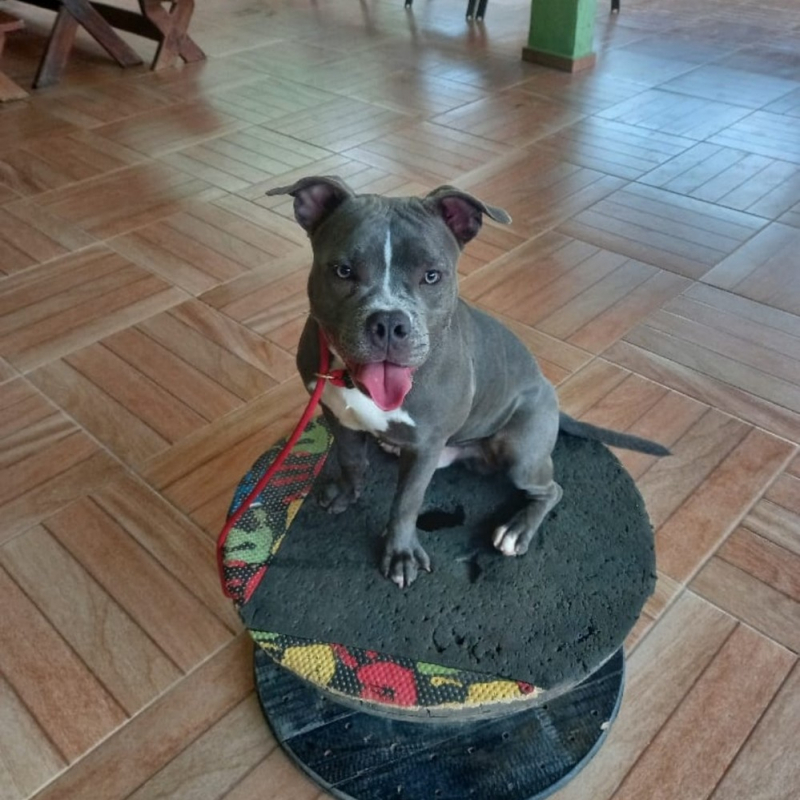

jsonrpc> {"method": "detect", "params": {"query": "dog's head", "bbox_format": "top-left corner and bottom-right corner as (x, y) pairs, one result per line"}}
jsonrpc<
(267, 176), (511, 410)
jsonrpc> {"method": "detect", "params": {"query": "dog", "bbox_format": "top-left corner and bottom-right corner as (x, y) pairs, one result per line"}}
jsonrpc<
(267, 176), (668, 589)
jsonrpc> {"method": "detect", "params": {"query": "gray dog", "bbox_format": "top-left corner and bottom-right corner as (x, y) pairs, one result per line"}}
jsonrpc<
(267, 176), (668, 589)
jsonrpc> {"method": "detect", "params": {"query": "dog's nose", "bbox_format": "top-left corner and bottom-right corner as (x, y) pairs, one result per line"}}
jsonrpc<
(367, 310), (411, 349)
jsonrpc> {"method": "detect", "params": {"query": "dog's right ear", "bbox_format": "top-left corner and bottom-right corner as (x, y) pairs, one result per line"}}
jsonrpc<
(266, 176), (354, 234)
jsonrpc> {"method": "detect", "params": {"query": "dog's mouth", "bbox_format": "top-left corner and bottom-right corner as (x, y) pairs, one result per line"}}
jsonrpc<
(350, 361), (414, 412)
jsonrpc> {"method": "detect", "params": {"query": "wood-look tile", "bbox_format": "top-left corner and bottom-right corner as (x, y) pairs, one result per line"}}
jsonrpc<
(32, 634), (254, 800)
(206, 76), (338, 125)
(222, 745), (320, 800)
(457, 223), (527, 277)
(597, 89), (752, 139)
(713, 45), (800, 82)
(692, 557), (800, 652)
(745, 473), (800, 558)
(161, 127), (332, 192)
(238, 153), (422, 217)
(614, 35), (739, 67)
(0, 103), (77, 153)
(589, 50), (698, 88)
(718, 526), (800, 602)
(140, 378), (303, 532)
(91, 472), (241, 630)
(0, 526), (182, 715)
(343, 120), (511, 185)
(109, 200), (305, 294)
(701, 223), (800, 316)
(462, 230), (608, 309)
(0, 246), (187, 372)
(712, 662), (800, 800)
(781, 198), (800, 229)
(605, 338), (800, 444)
(30, 300), (291, 466)
(764, 86), (800, 117)
(558, 183), (768, 279)
(655, 427), (793, 583)
(577, 372), (669, 436)
(659, 64), (799, 110)
(482, 311), (592, 386)
(710, 110), (800, 164)
(0, 130), (144, 197)
(262, 96), (413, 154)
(45, 499), (232, 671)
(34, 164), (226, 239)
(344, 69), (489, 117)
(535, 118), (694, 180)
(612, 624), (795, 800)
(432, 90), (584, 148)
(552, 592), (736, 800)
(518, 72), (649, 114)
(92, 102), (246, 157)
(0, 565), (126, 763)
(0, 200), (95, 276)
(555, 359), (631, 419)
(127, 696), (273, 800)
(635, 409), (749, 530)
(130, 57), (263, 101)
(630, 308), (800, 408)
(42, 80), (178, 128)
(0, 674), (65, 800)
(201, 260), (310, 342)
(617, 295), (800, 425)
(0, 378), (123, 542)
(640, 143), (800, 218)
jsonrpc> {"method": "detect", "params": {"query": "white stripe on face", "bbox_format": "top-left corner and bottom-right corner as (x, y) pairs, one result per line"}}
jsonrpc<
(382, 228), (393, 297)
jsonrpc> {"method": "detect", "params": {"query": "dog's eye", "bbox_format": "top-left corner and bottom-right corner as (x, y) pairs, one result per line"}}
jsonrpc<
(333, 264), (353, 280)
(423, 270), (441, 285)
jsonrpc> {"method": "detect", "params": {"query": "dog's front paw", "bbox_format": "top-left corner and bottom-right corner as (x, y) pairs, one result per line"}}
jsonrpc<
(381, 534), (432, 589)
(492, 511), (537, 557)
(315, 477), (361, 514)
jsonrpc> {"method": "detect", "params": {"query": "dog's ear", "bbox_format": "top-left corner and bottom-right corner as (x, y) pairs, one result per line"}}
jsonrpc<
(425, 186), (512, 246)
(266, 176), (354, 233)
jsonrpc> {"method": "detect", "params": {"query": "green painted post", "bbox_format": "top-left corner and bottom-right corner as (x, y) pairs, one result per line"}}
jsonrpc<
(522, 0), (598, 73)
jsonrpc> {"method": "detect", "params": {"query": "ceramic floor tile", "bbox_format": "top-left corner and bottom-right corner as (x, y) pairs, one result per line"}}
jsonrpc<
(558, 182), (768, 278)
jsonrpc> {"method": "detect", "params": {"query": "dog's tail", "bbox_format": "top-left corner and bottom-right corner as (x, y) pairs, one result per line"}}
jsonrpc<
(559, 412), (670, 456)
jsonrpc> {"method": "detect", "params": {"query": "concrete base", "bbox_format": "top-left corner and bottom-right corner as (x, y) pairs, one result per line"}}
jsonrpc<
(521, 46), (597, 73)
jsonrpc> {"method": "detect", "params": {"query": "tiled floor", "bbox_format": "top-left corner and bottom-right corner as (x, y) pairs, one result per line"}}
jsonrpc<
(1, 0), (799, 798)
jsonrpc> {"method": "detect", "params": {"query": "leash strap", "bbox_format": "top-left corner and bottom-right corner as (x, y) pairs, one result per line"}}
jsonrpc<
(216, 326), (332, 598)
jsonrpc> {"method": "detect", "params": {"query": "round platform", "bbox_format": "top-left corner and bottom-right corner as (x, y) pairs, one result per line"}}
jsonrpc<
(219, 416), (655, 720)
(255, 644), (625, 800)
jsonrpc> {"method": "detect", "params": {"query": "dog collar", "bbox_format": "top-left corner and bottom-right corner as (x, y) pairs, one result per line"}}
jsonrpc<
(316, 328), (354, 389)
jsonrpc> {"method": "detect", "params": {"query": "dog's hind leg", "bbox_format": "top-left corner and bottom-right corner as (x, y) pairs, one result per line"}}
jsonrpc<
(490, 395), (563, 556)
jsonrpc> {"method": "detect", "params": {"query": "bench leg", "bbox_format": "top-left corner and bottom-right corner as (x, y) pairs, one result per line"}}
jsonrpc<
(140, 0), (205, 70)
(33, 7), (80, 88)
(63, 0), (143, 68)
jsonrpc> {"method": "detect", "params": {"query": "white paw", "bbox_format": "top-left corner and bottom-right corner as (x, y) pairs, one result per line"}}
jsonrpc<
(492, 525), (520, 557)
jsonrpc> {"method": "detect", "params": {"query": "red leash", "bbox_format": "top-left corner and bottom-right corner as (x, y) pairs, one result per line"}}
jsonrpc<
(216, 327), (341, 598)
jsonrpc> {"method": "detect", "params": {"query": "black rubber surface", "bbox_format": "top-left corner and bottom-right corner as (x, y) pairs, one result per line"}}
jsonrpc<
(255, 645), (625, 800)
(241, 433), (655, 689)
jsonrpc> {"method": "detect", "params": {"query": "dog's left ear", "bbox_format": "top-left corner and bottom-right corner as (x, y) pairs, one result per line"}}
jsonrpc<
(425, 186), (512, 246)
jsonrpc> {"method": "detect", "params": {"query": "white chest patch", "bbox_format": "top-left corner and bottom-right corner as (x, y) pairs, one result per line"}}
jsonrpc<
(315, 380), (416, 435)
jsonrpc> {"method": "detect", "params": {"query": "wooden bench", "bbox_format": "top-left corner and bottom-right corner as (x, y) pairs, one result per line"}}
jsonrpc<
(0, 10), (28, 101)
(15, 0), (204, 88)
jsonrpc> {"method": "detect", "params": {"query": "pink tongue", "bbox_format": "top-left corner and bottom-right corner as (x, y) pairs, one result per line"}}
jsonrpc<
(352, 362), (413, 412)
